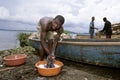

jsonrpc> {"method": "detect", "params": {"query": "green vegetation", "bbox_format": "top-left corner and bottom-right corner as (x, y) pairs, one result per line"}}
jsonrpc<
(0, 46), (35, 62)
(17, 32), (31, 47)
(64, 30), (70, 34)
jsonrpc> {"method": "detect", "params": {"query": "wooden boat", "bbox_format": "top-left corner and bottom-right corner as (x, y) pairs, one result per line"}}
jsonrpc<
(29, 38), (120, 68)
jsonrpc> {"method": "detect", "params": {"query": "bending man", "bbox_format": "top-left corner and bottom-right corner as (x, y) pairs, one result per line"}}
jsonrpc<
(38, 15), (65, 68)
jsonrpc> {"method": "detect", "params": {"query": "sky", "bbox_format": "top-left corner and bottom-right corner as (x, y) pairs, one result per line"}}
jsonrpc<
(0, 0), (120, 33)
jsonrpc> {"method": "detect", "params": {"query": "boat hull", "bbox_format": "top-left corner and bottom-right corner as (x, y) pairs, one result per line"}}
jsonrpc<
(29, 39), (120, 68)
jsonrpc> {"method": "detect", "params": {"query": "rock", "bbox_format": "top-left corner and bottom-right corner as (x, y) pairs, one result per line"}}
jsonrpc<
(2, 51), (10, 56)
(60, 33), (72, 39)
(29, 32), (39, 39)
(0, 64), (3, 67)
(111, 23), (120, 35)
(96, 22), (120, 38)
(35, 77), (46, 80)
(84, 78), (88, 80)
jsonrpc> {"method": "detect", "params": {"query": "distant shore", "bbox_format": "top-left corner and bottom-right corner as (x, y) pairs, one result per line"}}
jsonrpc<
(76, 34), (120, 39)
(0, 29), (36, 32)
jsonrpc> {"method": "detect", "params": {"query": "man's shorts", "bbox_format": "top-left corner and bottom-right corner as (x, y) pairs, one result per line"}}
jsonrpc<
(37, 25), (57, 40)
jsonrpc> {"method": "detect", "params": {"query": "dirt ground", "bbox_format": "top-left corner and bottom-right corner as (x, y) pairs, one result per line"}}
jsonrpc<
(0, 49), (120, 80)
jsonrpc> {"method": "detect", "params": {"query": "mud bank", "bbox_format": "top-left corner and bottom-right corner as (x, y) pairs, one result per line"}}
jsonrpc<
(0, 46), (120, 80)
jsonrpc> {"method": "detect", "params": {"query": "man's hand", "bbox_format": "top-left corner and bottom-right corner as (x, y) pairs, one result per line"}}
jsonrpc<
(50, 53), (55, 60)
(46, 54), (55, 68)
(95, 27), (98, 30)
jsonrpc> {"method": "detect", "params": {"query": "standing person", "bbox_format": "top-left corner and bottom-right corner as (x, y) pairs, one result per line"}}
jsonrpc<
(37, 15), (65, 68)
(101, 17), (112, 39)
(89, 16), (98, 39)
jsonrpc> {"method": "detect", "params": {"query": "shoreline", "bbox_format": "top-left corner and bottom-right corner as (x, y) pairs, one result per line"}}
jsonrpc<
(0, 46), (120, 80)
(1, 34), (120, 51)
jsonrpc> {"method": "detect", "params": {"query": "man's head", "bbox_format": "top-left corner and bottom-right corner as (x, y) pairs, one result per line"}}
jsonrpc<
(103, 17), (107, 22)
(52, 15), (65, 30)
(92, 16), (95, 21)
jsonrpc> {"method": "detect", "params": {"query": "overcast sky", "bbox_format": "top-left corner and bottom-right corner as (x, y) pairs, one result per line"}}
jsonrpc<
(0, 0), (120, 33)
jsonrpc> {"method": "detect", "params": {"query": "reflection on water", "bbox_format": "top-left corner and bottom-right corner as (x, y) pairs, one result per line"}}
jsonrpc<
(0, 30), (34, 50)
(0, 30), (20, 50)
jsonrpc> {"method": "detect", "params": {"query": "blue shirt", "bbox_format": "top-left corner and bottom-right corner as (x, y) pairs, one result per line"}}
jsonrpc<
(89, 21), (95, 34)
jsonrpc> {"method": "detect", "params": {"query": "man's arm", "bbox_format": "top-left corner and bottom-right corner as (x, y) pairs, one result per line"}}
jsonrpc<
(40, 26), (50, 55)
(94, 27), (98, 30)
(51, 27), (64, 55)
(101, 23), (106, 32)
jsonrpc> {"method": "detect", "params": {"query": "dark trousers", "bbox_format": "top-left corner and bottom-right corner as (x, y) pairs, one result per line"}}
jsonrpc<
(90, 33), (94, 39)
(106, 35), (111, 39)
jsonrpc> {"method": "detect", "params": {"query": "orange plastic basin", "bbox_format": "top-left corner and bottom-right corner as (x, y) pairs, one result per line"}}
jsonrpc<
(4, 54), (27, 66)
(35, 60), (64, 76)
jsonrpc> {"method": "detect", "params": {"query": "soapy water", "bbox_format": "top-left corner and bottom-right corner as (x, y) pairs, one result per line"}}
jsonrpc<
(38, 64), (60, 68)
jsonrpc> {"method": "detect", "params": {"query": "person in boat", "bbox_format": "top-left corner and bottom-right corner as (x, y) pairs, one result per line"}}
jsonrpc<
(37, 15), (65, 68)
(89, 16), (98, 39)
(101, 17), (112, 39)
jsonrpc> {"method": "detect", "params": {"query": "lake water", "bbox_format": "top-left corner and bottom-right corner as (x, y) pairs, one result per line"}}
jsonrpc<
(0, 30), (89, 50)
(0, 30), (34, 50)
